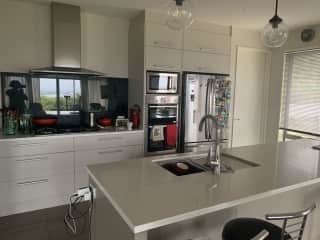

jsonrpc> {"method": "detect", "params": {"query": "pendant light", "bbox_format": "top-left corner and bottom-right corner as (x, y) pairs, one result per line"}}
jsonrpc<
(261, 0), (289, 48)
(166, 0), (194, 31)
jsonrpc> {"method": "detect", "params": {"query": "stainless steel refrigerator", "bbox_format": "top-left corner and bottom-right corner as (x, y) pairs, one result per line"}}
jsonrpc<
(179, 72), (231, 152)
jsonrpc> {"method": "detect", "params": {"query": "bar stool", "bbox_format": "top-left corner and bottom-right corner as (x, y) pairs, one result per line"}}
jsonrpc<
(222, 204), (316, 240)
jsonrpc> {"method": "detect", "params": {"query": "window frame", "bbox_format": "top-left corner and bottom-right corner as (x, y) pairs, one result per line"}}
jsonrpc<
(36, 74), (82, 116)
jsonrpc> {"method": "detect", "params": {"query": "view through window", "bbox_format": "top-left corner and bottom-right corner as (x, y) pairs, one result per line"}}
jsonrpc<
(39, 78), (81, 115)
(279, 49), (320, 141)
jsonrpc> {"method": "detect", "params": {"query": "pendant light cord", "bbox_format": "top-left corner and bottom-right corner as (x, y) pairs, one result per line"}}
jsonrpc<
(275, 0), (279, 15)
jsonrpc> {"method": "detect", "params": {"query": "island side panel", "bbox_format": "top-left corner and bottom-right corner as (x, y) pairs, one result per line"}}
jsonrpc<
(90, 179), (147, 240)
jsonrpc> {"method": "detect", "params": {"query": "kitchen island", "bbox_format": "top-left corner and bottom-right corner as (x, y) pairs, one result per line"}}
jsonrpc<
(87, 139), (320, 240)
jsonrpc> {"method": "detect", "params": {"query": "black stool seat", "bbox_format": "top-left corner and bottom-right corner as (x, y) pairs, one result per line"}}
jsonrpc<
(222, 218), (292, 240)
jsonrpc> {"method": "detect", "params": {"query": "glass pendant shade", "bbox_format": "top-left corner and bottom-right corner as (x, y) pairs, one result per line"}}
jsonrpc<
(166, 0), (194, 31)
(261, 0), (289, 48)
(261, 19), (289, 48)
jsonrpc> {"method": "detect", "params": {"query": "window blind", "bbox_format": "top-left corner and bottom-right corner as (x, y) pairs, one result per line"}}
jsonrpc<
(280, 49), (320, 135)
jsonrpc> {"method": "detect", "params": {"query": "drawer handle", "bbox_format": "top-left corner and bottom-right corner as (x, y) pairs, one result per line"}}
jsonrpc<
(15, 142), (48, 147)
(98, 150), (123, 155)
(98, 137), (123, 142)
(15, 157), (49, 162)
(17, 179), (49, 186)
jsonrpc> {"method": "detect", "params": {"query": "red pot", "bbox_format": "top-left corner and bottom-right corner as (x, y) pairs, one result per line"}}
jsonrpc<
(32, 118), (57, 126)
(97, 118), (112, 127)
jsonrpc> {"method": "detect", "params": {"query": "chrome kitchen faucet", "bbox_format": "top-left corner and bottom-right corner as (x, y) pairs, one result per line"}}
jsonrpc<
(199, 114), (221, 175)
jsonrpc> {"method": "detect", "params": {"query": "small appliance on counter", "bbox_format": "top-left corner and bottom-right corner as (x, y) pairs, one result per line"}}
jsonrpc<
(115, 116), (129, 131)
(145, 95), (179, 155)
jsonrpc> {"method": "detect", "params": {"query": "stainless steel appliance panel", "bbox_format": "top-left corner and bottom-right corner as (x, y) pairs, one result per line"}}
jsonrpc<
(182, 73), (231, 152)
(145, 95), (179, 155)
(146, 72), (178, 94)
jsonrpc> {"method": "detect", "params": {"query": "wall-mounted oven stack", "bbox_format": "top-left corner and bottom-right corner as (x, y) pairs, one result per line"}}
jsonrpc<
(145, 71), (180, 155)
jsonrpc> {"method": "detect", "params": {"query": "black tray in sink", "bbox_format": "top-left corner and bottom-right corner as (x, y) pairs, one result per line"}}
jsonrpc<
(160, 161), (205, 176)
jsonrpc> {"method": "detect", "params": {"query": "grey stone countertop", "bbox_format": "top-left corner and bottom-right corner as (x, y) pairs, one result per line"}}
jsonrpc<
(87, 139), (320, 233)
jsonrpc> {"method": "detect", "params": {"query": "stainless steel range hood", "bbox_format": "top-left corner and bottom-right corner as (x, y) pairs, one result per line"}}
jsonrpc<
(30, 2), (105, 77)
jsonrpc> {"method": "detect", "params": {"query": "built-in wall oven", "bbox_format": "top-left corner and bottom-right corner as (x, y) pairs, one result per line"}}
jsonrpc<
(145, 95), (179, 155)
(146, 71), (179, 94)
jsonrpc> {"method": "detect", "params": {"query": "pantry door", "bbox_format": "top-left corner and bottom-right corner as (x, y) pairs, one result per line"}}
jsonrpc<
(232, 47), (271, 147)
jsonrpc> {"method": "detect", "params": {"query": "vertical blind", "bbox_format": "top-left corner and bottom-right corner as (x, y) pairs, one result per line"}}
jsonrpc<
(280, 49), (320, 135)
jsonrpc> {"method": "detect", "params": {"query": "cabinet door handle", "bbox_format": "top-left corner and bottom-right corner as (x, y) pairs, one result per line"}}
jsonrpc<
(153, 40), (172, 47)
(98, 137), (123, 142)
(197, 67), (207, 71)
(15, 157), (49, 162)
(98, 150), (123, 155)
(233, 118), (240, 121)
(199, 47), (216, 52)
(17, 179), (49, 186)
(153, 64), (175, 69)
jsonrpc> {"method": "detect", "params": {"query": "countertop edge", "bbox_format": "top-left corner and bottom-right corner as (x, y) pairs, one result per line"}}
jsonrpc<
(0, 129), (144, 142)
(89, 163), (320, 234)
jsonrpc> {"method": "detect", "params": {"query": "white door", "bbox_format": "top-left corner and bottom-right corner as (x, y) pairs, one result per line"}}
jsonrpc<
(232, 47), (271, 147)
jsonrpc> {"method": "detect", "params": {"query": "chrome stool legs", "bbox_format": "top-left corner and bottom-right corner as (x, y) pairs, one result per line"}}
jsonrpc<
(222, 204), (316, 240)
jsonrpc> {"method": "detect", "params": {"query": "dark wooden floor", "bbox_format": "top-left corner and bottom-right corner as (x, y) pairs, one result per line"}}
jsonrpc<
(0, 205), (89, 240)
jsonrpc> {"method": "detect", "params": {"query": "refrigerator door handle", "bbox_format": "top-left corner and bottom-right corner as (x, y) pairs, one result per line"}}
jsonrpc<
(205, 78), (214, 139)
(205, 79), (210, 139)
(193, 110), (196, 124)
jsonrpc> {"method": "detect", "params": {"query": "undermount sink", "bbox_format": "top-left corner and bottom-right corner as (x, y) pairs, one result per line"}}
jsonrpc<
(157, 154), (259, 176)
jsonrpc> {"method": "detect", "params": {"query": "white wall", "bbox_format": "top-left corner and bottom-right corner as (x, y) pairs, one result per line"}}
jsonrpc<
(0, 0), (129, 77)
(267, 25), (320, 143)
(229, 28), (270, 146)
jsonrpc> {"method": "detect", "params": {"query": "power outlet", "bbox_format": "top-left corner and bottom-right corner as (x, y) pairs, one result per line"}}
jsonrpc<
(76, 186), (96, 201)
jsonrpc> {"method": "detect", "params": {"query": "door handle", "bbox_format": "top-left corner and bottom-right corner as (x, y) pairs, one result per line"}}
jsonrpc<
(233, 118), (240, 121)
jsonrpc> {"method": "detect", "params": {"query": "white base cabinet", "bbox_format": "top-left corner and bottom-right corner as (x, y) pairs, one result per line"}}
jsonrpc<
(0, 174), (74, 217)
(0, 130), (144, 217)
(75, 144), (144, 189)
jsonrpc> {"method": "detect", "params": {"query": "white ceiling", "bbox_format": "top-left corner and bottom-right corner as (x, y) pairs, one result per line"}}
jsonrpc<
(25, 0), (320, 30)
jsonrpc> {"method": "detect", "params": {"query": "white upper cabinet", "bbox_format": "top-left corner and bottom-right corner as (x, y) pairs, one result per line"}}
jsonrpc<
(183, 30), (231, 55)
(183, 51), (230, 74)
(145, 22), (183, 49)
(182, 20), (231, 74)
(145, 46), (182, 71)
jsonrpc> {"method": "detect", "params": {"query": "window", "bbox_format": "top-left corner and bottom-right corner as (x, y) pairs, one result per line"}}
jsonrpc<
(279, 49), (320, 141)
(39, 78), (81, 115)
(59, 79), (81, 114)
(40, 78), (57, 114)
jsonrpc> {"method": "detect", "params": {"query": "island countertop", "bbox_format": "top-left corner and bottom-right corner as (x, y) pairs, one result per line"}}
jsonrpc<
(87, 139), (320, 234)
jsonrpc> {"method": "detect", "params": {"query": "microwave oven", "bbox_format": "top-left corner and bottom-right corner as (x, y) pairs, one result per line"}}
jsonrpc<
(146, 71), (179, 94)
